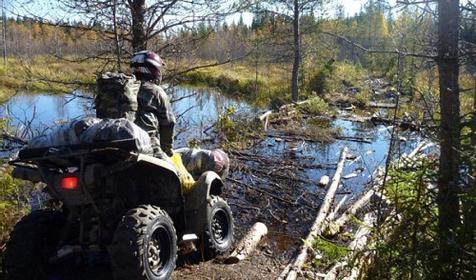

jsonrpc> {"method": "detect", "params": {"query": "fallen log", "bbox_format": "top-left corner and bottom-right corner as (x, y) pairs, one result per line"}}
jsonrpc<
(225, 222), (268, 264)
(324, 185), (378, 236)
(326, 195), (348, 223)
(408, 141), (434, 158)
(335, 136), (372, 144)
(327, 142), (431, 234)
(259, 110), (273, 121)
(259, 110), (273, 131)
(278, 100), (309, 112)
(368, 101), (396, 109)
(279, 147), (348, 280)
(324, 142), (434, 278)
(370, 116), (419, 131)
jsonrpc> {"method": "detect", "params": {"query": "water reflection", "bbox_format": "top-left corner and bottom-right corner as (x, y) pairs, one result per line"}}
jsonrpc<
(1, 88), (421, 193)
(0, 87), (257, 147)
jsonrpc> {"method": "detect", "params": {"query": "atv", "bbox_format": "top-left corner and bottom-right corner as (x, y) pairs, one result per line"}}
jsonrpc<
(4, 139), (234, 280)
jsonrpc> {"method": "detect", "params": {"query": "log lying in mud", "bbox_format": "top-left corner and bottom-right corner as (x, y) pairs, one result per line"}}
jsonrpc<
(279, 147), (348, 280)
(278, 100), (309, 112)
(259, 110), (273, 121)
(408, 141), (434, 158)
(326, 195), (348, 223)
(325, 166), (392, 236)
(226, 222), (268, 264)
(324, 187), (377, 236)
(370, 116), (419, 131)
(323, 142), (434, 278)
(259, 110), (273, 131)
(325, 141), (432, 236)
(368, 101), (396, 109)
(336, 136), (372, 144)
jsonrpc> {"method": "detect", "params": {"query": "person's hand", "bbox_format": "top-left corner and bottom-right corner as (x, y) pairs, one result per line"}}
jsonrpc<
(164, 149), (174, 157)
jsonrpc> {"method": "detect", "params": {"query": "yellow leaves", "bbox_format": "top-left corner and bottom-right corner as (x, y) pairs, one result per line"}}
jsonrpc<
(375, 12), (389, 38)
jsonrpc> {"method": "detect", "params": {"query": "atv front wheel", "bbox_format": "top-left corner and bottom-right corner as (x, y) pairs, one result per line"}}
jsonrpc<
(109, 205), (177, 280)
(4, 210), (65, 280)
(203, 195), (234, 259)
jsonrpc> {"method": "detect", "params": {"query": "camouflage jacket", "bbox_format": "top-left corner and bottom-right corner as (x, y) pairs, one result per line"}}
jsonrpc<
(134, 81), (176, 156)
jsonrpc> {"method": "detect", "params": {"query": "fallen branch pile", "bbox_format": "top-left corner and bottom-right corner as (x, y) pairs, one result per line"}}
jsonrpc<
(279, 147), (348, 280)
(275, 141), (434, 279)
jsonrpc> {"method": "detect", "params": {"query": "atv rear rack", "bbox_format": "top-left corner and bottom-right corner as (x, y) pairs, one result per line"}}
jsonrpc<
(17, 138), (140, 161)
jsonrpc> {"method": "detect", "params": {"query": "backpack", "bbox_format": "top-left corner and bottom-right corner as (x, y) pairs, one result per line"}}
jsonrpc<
(95, 72), (141, 121)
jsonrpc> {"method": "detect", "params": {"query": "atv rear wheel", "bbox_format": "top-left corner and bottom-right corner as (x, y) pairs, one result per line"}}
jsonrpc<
(4, 210), (65, 280)
(203, 196), (234, 259)
(109, 205), (177, 280)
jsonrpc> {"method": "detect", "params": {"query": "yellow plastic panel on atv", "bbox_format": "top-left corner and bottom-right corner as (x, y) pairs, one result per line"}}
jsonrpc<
(170, 153), (197, 194)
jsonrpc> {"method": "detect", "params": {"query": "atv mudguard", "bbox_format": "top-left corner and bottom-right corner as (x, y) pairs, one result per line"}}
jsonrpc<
(132, 155), (224, 235)
(124, 154), (183, 210)
(183, 171), (224, 235)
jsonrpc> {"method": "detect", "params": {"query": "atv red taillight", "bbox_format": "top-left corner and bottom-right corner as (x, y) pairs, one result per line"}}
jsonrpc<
(61, 176), (79, 190)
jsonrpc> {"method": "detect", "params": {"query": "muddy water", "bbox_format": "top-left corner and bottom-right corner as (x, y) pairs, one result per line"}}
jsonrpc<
(248, 118), (421, 194)
(0, 86), (420, 192)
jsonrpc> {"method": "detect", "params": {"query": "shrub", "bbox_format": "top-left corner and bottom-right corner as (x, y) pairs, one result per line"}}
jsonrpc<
(298, 96), (329, 115)
(216, 106), (261, 148)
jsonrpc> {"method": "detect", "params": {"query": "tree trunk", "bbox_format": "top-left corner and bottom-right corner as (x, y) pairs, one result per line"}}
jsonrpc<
(1, 0), (6, 67)
(291, 0), (300, 102)
(112, 0), (122, 71)
(472, 77), (476, 147)
(436, 0), (461, 277)
(130, 0), (147, 51)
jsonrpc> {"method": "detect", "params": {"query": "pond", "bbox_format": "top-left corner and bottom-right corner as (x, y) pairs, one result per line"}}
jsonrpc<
(0, 86), (422, 194)
(0, 86), (259, 147)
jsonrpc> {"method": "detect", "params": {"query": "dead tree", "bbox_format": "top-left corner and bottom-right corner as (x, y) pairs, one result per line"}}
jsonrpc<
(436, 0), (461, 276)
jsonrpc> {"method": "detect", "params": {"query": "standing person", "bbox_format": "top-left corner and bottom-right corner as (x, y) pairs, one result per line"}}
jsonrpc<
(130, 50), (176, 157)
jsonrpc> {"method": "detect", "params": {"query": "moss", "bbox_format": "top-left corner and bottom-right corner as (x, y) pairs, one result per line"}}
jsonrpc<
(311, 236), (348, 268)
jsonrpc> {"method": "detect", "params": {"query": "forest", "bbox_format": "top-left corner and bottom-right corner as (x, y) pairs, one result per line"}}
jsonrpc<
(0, 0), (475, 279)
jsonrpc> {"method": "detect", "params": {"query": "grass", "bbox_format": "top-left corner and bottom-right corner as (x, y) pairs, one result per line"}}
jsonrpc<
(180, 60), (292, 108)
(0, 56), (108, 102)
(181, 60), (374, 110)
(0, 56), (375, 112)
(0, 165), (33, 278)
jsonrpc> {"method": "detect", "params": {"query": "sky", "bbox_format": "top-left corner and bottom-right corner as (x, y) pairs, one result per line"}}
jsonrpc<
(6, 0), (399, 25)
(226, 0), (398, 25)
